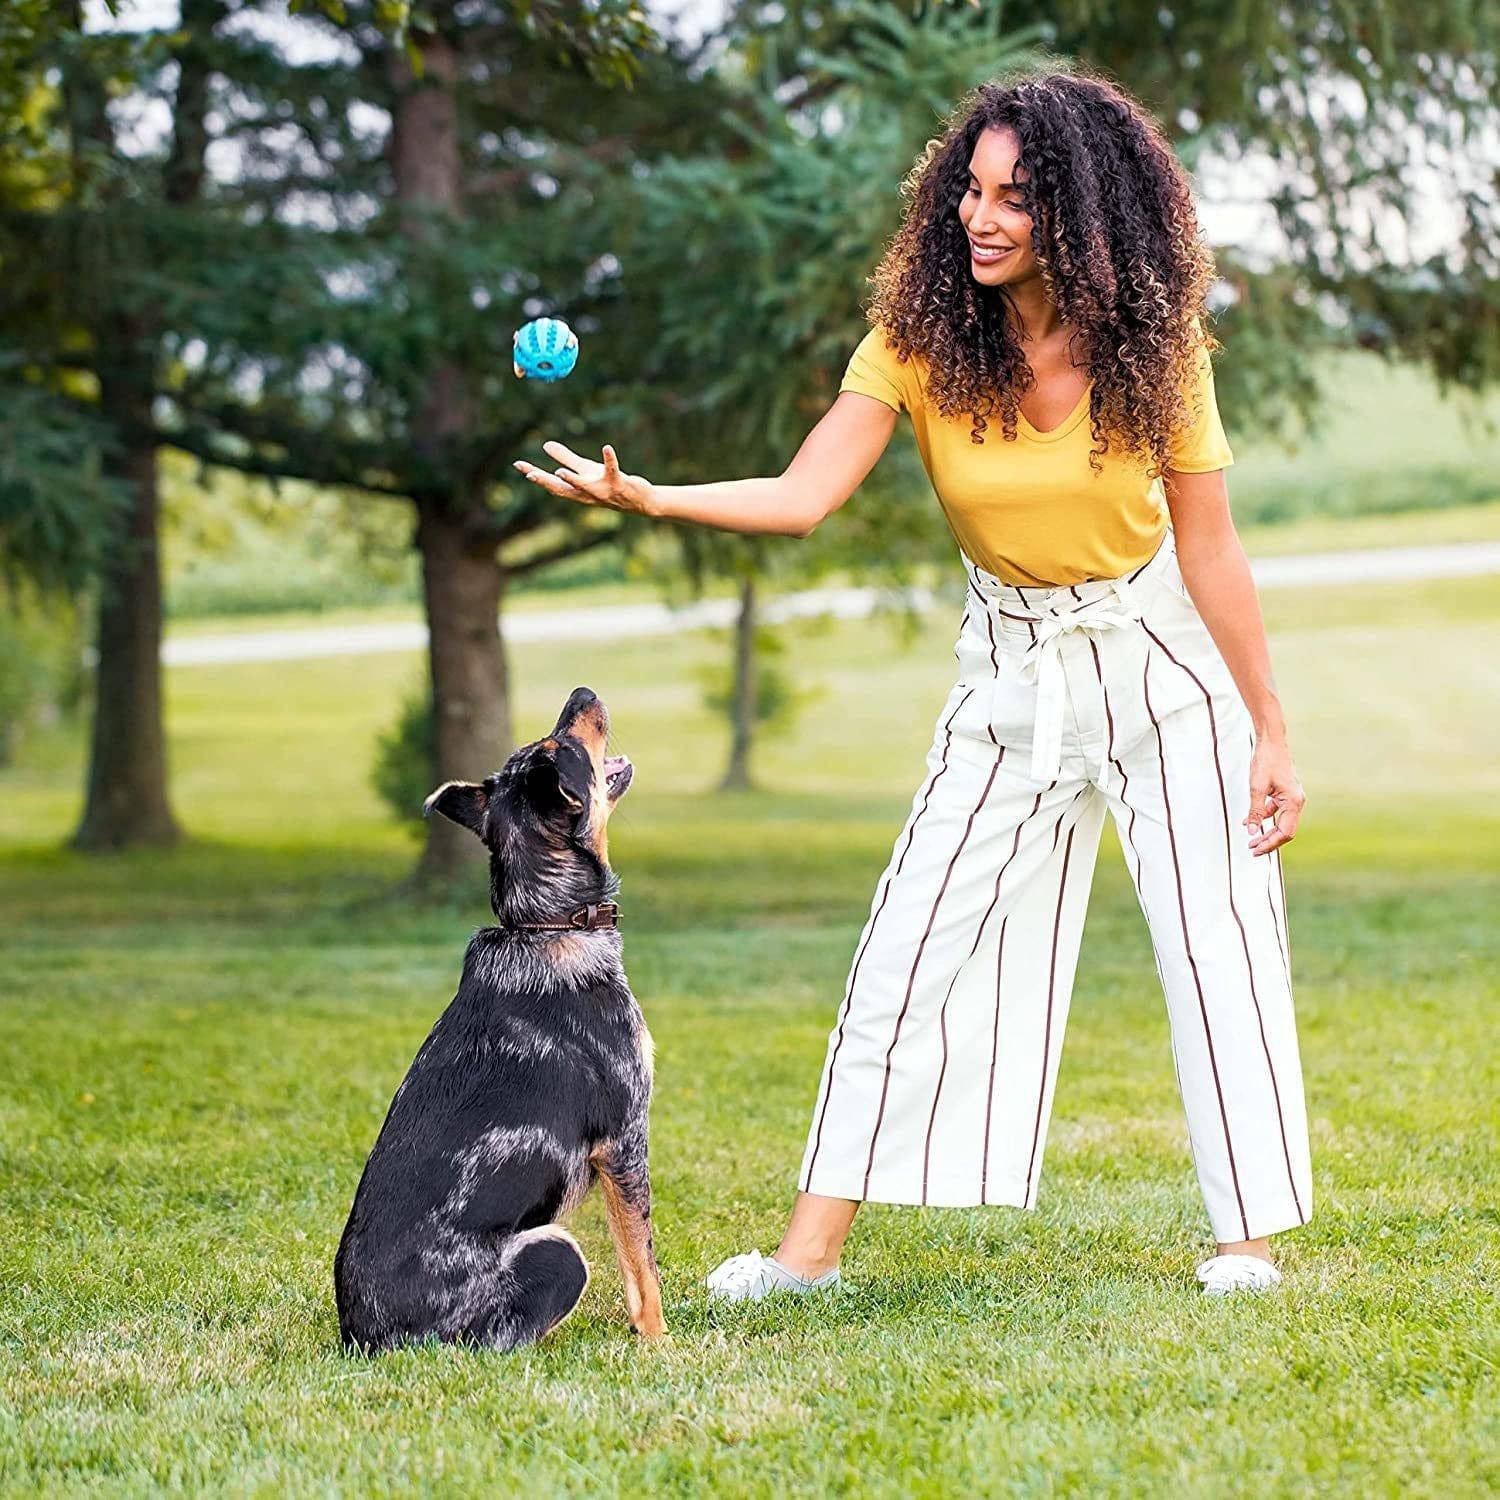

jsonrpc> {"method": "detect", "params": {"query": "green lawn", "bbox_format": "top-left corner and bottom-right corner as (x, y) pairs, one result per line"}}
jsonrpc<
(2, 570), (1497, 1495)
(1226, 353), (1500, 527)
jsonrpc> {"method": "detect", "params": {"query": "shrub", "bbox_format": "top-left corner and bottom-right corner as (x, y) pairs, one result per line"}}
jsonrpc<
(370, 679), (435, 836)
(697, 625), (825, 739)
(0, 584), (87, 765)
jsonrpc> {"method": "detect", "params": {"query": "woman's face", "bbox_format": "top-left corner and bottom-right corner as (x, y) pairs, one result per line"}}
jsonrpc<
(958, 126), (1038, 287)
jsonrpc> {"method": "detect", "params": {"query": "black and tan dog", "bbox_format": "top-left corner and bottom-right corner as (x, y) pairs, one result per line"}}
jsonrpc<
(334, 687), (664, 1352)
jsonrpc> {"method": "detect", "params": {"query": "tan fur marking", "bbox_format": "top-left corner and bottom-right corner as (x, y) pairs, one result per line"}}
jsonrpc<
(590, 775), (611, 864)
(591, 1157), (666, 1338)
(557, 701), (621, 863)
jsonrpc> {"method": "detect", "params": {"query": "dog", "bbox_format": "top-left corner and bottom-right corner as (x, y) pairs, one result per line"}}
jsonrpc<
(334, 686), (665, 1353)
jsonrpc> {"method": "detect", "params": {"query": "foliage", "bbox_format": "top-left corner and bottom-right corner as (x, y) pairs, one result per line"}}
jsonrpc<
(0, 375), (128, 596)
(609, 1), (1038, 601)
(159, 457), (421, 619)
(496, 0), (664, 89)
(370, 677), (436, 834)
(0, 0), (1494, 855)
(3, 0), (1493, 595)
(0, 2), (733, 592)
(0, 579), (86, 767)
(746, 0), (1499, 384)
(696, 624), (826, 743)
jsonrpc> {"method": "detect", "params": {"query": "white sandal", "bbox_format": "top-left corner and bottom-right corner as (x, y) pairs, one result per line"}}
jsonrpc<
(1195, 1253), (1282, 1296)
(706, 1250), (841, 1303)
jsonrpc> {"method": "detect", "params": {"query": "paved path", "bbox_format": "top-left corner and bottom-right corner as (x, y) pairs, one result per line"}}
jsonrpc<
(163, 540), (1500, 668)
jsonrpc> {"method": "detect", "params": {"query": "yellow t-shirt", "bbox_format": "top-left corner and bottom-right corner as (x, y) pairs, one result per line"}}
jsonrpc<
(839, 324), (1234, 587)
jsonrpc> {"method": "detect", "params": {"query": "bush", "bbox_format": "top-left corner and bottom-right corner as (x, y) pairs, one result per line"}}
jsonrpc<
(0, 584), (87, 766)
(370, 679), (435, 836)
(697, 625), (825, 739)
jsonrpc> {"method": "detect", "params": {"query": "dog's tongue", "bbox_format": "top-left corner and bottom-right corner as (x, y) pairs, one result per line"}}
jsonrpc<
(604, 755), (631, 776)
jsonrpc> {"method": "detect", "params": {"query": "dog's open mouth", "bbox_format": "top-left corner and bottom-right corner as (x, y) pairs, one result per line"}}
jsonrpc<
(604, 754), (634, 799)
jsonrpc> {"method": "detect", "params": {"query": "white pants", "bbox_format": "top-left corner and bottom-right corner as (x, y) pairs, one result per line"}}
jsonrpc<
(798, 528), (1312, 1242)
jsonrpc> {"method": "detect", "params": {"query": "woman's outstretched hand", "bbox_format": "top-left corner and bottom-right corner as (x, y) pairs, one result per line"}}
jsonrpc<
(513, 441), (657, 516)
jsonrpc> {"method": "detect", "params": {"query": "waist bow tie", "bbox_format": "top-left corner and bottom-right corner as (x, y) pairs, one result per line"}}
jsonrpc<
(1014, 578), (1144, 785)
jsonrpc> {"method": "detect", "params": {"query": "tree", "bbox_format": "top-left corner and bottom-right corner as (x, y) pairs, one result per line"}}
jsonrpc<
(714, 0), (1498, 409)
(65, 0), (227, 850)
(92, 0), (786, 882)
(0, 1), (686, 873)
(613, 0), (1496, 783)
(4, 0), (1492, 863)
(142, 3), (738, 883)
(0, 1), (245, 846)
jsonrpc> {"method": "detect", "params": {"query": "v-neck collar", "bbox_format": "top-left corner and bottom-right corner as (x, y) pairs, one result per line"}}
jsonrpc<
(1016, 382), (1093, 443)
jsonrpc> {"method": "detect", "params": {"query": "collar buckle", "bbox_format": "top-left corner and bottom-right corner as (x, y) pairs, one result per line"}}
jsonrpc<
(584, 901), (620, 929)
(507, 901), (620, 932)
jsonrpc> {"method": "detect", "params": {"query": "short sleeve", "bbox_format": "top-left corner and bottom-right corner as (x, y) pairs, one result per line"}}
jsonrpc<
(1168, 339), (1234, 472)
(839, 325), (911, 414)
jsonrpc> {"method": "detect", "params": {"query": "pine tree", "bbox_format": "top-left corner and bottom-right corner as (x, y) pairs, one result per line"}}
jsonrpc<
(0, 1), (685, 873)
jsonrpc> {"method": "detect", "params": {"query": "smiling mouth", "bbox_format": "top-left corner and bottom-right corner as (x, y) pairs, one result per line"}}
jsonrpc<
(970, 240), (1014, 261)
(604, 754), (633, 798)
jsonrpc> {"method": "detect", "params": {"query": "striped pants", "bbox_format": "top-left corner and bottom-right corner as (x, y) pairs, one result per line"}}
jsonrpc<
(798, 528), (1312, 1243)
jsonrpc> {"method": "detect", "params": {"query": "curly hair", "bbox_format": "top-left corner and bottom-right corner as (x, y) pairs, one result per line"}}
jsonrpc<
(866, 67), (1221, 475)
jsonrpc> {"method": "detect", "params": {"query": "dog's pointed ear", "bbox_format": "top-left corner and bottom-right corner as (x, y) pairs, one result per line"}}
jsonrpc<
(524, 743), (587, 813)
(422, 779), (491, 837)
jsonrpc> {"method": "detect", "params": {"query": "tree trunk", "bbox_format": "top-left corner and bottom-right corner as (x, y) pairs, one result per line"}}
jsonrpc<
(415, 500), (512, 884)
(390, 32), (508, 889)
(71, 423), (180, 849)
(719, 575), (757, 792)
(66, 0), (219, 852)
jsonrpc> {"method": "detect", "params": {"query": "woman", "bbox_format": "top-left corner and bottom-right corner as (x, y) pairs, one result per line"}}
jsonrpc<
(513, 70), (1310, 1299)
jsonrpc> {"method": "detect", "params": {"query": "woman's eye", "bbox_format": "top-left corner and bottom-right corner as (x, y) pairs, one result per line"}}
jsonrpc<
(966, 186), (1026, 212)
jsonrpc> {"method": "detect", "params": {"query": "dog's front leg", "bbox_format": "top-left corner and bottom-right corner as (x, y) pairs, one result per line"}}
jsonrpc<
(591, 1123), (666, 1339)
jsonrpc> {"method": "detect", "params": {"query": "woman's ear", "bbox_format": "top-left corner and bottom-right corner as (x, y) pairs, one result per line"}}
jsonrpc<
(422, 779), (491, 838)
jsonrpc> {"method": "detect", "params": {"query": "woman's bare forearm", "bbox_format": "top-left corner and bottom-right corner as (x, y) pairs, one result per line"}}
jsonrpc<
(1176, 533), (1286, 738)
(1166, 467), (1306, 854)
(1166, 471), (1286, 738)
(644, 475), (820, 537)
(514, 402), (891, 536)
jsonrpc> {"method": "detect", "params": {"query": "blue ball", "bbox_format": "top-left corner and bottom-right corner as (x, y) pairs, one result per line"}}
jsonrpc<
(512, 317), (579, 382)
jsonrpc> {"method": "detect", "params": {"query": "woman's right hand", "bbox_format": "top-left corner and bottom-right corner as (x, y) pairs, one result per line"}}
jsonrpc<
(512, 440), (657, 517)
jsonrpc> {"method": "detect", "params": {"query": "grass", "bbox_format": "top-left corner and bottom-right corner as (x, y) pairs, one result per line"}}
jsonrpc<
(2, 564), (1498, 1494)
(1226, 352), (1500, 527)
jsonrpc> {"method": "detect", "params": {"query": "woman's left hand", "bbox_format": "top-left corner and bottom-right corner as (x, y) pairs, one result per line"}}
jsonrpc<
(1245, 735), (1305, 856)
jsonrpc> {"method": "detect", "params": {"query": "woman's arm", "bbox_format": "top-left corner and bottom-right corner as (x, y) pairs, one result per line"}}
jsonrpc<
(511, 392), (899, 539)
(1164, 467), (1306, 857)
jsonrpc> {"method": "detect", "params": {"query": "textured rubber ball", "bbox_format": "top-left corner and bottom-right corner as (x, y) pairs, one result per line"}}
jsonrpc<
(512, 317), (580, 382)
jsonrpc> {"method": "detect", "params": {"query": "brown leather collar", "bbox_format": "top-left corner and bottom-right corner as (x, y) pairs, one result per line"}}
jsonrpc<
(502, 901), (619, 933)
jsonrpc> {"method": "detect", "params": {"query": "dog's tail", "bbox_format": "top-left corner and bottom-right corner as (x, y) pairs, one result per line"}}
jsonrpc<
(478, 1226), (590, 1351)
